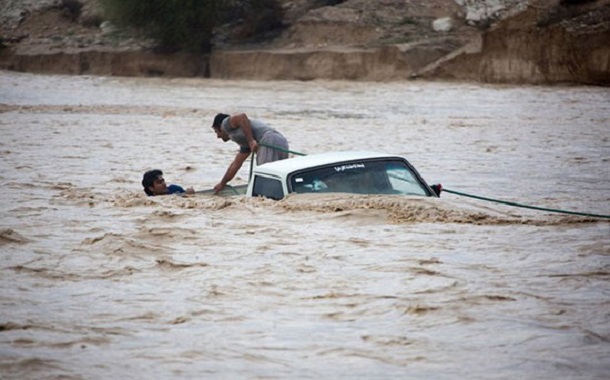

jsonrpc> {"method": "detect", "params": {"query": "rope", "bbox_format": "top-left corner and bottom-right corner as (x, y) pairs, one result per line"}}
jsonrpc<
(194, 184), (240, 195)
(443, 188), (610, 219)
(249, 152), (255, 181)
(226, 184), (240, 195)
(248, 143), (306, 180)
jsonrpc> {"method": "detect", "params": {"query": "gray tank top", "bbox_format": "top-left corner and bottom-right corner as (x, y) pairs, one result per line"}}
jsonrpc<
(221, 117), (278, 153)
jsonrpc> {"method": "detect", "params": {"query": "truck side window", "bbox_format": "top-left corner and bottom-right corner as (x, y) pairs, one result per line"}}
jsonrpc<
(252, 176), (284, 200)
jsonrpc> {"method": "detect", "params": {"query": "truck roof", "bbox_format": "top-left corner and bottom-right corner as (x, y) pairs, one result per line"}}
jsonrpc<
(254, 150), (403, 177)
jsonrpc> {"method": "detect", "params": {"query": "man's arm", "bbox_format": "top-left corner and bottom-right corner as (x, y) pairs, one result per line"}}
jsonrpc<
(229, 113), (258, 153)
(214, 151), (250, 193)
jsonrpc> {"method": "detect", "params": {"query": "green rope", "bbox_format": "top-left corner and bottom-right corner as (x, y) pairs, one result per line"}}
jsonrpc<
(443, 188), (610, 219)
(249, 152), (255, 181)
(226, 184), (240, 195)
(249, 143), (307, 180)
(194, 184), (239, 195)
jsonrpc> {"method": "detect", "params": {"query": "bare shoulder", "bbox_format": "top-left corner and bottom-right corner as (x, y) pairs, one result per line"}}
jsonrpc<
(229, 113), (250, 128)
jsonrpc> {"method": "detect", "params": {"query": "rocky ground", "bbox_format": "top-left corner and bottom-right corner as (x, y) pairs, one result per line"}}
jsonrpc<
(0, 0), (608, 85)
(0, 0), (483, 53)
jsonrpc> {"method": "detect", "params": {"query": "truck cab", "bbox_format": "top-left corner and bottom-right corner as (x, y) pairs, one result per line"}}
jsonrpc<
(246, 151), (439, 200)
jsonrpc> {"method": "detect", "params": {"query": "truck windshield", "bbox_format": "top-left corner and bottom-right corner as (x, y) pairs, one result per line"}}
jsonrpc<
(289, 159), (430, 196)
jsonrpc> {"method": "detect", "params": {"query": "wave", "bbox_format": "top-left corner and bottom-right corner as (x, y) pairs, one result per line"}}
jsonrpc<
(272, 194), (604, 226)
(55, 187), (608, 226)
(0, 228), (31, 245)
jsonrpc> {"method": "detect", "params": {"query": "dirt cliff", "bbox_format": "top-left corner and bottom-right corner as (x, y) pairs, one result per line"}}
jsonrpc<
(0, 0), (608, 85)
(417, 0), (610, 85)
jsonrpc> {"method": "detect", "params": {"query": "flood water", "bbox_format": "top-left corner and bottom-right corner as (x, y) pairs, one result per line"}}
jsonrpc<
(0, 70), (609, 379)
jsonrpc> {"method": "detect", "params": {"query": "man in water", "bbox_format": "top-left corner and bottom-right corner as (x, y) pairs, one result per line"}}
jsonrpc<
(211, 113), (289, 193)
(142, 169), (194, 196)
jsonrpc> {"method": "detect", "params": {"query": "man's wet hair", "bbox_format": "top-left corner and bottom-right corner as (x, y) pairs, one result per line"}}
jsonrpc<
(212, 113), (230, 129)
(142, 169), (163, 196)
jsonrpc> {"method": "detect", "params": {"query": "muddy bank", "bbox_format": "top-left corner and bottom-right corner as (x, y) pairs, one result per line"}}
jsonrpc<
(0, 49), (207, 77)
(2, 30), (608, 85)
(417, 6), (610, 85)
(209, 41), (456, 81)
(0, 42), (451, 81)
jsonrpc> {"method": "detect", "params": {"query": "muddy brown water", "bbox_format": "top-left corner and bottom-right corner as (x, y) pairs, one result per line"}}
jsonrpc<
(1, 71), (609, 379)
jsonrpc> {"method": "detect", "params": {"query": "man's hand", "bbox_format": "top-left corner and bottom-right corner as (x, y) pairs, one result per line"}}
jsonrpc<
(249, 140), (258, 153)
(213, 183), (225, 193)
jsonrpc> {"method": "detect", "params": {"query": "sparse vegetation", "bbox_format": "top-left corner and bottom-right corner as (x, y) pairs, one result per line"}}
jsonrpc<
(100, 0), (220, 53)
(220, 0), (285, 41)
(99, 0), (284, 53)
(380, 36), (413, 44)
(58, 0), (83, 21)
(318, 0), (346, 5)
(398, 17), (419, 26)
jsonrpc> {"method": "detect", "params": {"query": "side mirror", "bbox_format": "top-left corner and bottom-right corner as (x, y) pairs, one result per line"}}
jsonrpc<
(430, 184), (442, 197)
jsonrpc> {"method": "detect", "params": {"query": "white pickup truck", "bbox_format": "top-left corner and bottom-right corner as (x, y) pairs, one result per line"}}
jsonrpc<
(217, 150), (441, 200)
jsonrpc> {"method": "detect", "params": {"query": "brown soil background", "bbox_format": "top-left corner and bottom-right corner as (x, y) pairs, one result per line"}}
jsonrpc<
(0, 0), (609, 85)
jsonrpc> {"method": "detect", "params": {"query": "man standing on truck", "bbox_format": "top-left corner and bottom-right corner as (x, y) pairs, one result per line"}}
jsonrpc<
(211, 113), (289, 193)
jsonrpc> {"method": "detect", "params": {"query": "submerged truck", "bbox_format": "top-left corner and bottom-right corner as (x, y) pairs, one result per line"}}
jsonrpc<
(218, 151), (441, 200)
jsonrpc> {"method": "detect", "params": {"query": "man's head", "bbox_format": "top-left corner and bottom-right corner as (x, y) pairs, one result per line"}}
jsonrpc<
(142, 169), (167, 196)
(212, 113), (230, 142)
